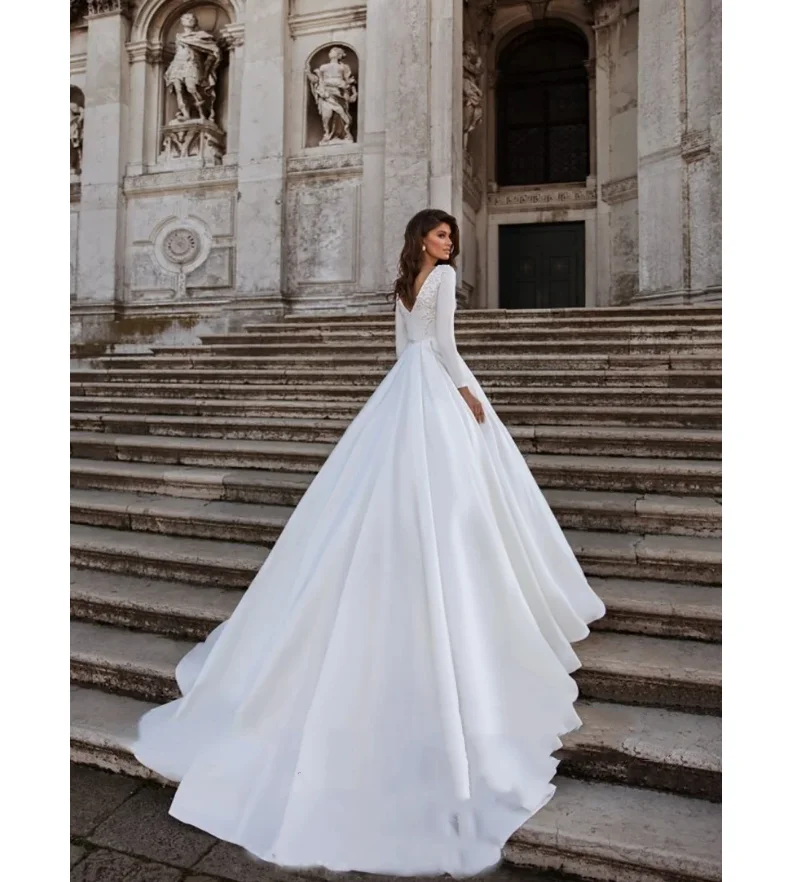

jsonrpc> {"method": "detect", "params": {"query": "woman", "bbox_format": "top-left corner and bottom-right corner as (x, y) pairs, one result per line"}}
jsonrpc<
(133, 209), (606, 877)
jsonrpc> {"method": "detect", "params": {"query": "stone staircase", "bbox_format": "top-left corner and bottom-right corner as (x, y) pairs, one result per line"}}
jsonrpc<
(70, 305), (722, 882)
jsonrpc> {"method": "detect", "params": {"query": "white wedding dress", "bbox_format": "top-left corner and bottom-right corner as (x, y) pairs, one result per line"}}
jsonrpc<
(133, 263), (606, 877)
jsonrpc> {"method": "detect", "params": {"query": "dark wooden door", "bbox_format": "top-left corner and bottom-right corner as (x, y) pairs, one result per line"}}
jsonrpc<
(499, 222), (585, 309)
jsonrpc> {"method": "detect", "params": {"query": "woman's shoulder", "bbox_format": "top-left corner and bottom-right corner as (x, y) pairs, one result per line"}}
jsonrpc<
(438, 264), (456, 276)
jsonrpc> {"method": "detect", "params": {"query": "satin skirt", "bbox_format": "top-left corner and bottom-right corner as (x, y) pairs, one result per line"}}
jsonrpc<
(133, 337), (606, 877)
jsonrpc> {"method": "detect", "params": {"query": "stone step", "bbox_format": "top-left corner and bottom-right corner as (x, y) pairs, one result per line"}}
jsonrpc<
(70, 688), (721, 882)
(70, 506), (720, 586)
(73, 607), (721, 725)
(70, 383), (722, 410)
(71, 397), (722, 429)
(151, 339), (721, 357)
(245, 313), (723, 331)
(92, 352), (723, 376)
(70, 681), (719, 803)
(70, 614), (720, 714)
(70, 466), (721, 539)
(73, 366), (723, 391)
(280, 304), (722, 322)
(201, 326), (722, 346)
(69, 569), (720, 646)
(69, 435), (722, 494)
(70, 417), (721, 460)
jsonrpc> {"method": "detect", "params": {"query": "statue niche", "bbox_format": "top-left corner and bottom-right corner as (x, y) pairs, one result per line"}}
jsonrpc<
(305, 46), (359, 148)
(160, 9), (227, 167)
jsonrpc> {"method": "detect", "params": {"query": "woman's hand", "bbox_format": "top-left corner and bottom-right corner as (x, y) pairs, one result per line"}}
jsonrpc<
(459, 387), (485, 423)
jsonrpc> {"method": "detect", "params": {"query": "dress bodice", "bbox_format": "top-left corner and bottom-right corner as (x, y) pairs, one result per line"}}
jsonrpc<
(394, 264), (470, 389)
(398, 265), (444, 343)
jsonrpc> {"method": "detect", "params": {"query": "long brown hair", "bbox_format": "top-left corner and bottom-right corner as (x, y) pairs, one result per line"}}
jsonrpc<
(391, 209), (461, 310)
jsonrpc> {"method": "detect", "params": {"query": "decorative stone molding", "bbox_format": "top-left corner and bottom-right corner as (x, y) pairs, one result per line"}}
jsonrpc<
(86, 0), (131, 18)
(123, 165), (237, 196)
(525, 1), (551, 21)
(601, 175), (638, 204)
(488, 185), (597, 211)
(289, 5), (367, 37)
(219, 23), (245, 50)
(160, 120), (225, 166)
(287, 152), (362, 179)
(71, 52), (88, 76)
(126, 40), (162, 64)
(588, 0), (623, 29)
(682, 130), (712, 163)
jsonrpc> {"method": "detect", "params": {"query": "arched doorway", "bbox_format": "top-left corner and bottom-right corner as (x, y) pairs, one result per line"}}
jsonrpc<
(494, 24), (590, 310)
(496, 24), (590, 187)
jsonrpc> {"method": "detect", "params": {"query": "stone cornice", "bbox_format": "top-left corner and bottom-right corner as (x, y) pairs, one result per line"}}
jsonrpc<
(87, 1), (132, 19)
(125, 40), (162, 64)
(288, 5), (366, 37)
(601, 175), (637, 204)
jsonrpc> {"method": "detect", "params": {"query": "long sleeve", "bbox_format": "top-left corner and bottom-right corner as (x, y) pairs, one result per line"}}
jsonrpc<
(395, 298), (408, 359)
(434, 266), (470, 389)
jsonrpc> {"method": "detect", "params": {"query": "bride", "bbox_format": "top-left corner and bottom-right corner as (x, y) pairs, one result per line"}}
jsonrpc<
(133, 208), (606, 877)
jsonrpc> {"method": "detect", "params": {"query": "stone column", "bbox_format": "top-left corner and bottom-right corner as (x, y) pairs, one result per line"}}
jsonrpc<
(381, 0), (431, 284)
(592, 4), (617, 305)
(125, 40), (149, 176)
(220, 24), (246, 166)
(233, 0), (287, 307)
(76, 1), (131, 306)
(358, 0), (389, 295)
(429, 0), (463, 220)
(683, 0), (721, 299)
(634, 0), (689, 302)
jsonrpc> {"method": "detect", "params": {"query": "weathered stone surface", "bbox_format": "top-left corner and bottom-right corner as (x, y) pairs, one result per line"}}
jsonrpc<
(71, 764), (141, 837)
(89, 784), (216, 866)
(71, 849), (183, 882)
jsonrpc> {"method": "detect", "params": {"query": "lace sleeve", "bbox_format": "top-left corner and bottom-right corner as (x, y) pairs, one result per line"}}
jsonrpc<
(434, 266), (470, 389)
(395, 298), (408, 359)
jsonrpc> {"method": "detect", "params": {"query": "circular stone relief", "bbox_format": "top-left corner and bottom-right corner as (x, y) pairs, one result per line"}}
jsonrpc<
(163, 228), (200, 265)
(152, 217), (212, 277)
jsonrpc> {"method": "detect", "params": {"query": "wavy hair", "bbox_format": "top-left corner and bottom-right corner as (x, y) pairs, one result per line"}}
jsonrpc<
(391, 209), (460, 310)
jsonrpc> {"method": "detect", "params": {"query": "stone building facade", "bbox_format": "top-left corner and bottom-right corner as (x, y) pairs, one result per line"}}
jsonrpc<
(70, 0), (721, 345)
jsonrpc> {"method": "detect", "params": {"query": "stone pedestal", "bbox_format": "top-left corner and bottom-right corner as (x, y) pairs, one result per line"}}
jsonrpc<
(159, 120), (225, 168)
(75, 3), (130, 308)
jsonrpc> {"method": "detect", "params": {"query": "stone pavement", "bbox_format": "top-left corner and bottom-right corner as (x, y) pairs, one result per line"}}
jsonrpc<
(71, 765), (562, 882)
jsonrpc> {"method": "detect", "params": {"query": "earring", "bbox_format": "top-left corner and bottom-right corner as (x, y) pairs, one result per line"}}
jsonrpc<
(422, 245), (426, 252)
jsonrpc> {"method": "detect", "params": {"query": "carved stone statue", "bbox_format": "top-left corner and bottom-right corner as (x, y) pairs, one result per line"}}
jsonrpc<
(164, 13), (222, 123)
(463, 40), (485, 152)
(306, 47), (358, 145)
(70, 102), (85, 175)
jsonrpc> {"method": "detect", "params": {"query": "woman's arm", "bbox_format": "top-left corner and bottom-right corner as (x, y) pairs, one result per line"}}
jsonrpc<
(434, 266), (471, 389)
(395, 298), (408, 359)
